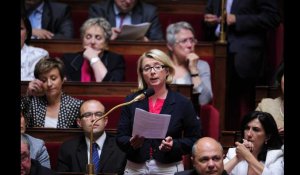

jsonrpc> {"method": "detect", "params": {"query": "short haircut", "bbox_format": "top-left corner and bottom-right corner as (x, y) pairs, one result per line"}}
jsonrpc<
(166, 21), (195, 46)
(191, 137), (223, 156)
(34, 57), (65, 80)
(80, 17), (112, 42)
(137, 49), (175, 90)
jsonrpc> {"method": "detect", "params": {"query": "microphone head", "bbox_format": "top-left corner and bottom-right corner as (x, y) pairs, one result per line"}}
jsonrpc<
(143, 88), (155, 98)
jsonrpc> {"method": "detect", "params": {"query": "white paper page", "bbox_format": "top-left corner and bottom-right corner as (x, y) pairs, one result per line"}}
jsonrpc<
(117, 22), (151, 40)
(132, 108), (171, 139)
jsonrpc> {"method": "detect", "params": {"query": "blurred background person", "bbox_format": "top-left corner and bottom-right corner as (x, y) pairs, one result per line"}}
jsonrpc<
(256, 62), (284, 134)
(175, 137), (228, 175)
(224, 111), (284, 175)
(204, 0), (281, 130)
(21, 57), (83, 128)
(21, 111), (51, 168)
(57, 99), (126, 174)
(117, 49), (201, 174)
(24, 0), (74, 39)
(166, 21), (213, 106)
(89, 0), (163, 41)
(21, 134), (57, 175)
(21, 11), (48, 81)
(62, 17), (125, 82)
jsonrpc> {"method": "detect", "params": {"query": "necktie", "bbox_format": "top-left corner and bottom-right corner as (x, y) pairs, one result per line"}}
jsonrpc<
(92, 143), (100, 173)
(119, 13), (126, 28)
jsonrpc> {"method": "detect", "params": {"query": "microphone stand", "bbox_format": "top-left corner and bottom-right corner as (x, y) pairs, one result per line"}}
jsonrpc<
(86, 94), (146, 175)
(218, 0), (227, 44)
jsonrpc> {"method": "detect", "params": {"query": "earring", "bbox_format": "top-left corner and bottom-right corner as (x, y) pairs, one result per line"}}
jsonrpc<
(265, 140), (268, 144)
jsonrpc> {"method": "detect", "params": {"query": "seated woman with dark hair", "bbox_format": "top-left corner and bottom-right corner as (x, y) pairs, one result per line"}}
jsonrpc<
(21, 57), (83, 128)
(224, 111), (284, 175)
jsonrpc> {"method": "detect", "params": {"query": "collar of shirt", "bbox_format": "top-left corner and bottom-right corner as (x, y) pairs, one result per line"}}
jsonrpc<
(113, 4), (132, 27)
(85, 131), (107, 152)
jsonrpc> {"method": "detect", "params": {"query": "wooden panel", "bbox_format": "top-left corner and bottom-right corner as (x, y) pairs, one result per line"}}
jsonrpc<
(21, 81), (193, 100)
(54, 0), (206, 14)
(30, 40), (214, 57)
(255, 86), (281, 106)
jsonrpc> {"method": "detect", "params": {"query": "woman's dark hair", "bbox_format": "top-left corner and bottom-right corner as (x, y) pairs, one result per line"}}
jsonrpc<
(240, 111), (283, 161)
(21, 10), (32, 45)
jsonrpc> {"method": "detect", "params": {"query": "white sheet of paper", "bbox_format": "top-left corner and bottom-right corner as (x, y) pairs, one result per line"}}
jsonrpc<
(132, 108), (171, 139)
(117, 22), (151, 40)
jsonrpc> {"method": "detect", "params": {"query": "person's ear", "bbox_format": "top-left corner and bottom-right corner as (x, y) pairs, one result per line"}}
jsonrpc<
(76, 118), (82, 127)
(167, 44), (174, 52)
(104, 117), (108, 127)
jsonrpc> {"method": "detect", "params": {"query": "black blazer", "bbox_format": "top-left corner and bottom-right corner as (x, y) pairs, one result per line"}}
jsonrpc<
(205, 0), (280, 78)
(57, 134), (126, 175)
(28, 0), (74, 39)
(30, 159), (58, 175)
(117, 89), (201, 164)
(89, 0), (163, 40)
(62, 50), (125, 82)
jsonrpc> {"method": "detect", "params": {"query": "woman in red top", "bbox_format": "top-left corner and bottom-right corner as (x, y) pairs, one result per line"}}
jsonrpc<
(116, 49), (201, 175)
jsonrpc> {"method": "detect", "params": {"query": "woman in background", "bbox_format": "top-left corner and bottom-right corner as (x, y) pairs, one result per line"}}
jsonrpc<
(224, 111), (283, 175)
(62, 17), (125, 82)
(21, 57), (83, 128)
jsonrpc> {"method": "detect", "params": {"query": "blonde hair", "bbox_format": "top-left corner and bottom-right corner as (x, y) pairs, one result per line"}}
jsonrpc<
(137, 49), (175, 90)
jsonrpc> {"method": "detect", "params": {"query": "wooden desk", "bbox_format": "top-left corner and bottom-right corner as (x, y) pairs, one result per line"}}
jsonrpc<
(30, 40), (228, 130)
(55, 0), (206, 14)
(26, 128), (115, 143)
(21, 81), (193, 100)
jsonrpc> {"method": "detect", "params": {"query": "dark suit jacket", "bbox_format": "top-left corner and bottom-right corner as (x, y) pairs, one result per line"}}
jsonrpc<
(57, 134), (126, 175)
(117, 89), (201, 164)
(30, 159), (58, 175)
(175, 169), (228, 175)
(205, 0), (280, 78)
(62, 50), (125, 82)
(89, 0), (163, 40)
(27, 0), (74, 39)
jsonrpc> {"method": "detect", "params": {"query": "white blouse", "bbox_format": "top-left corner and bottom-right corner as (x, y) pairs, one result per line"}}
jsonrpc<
(21, 44), (48, 81)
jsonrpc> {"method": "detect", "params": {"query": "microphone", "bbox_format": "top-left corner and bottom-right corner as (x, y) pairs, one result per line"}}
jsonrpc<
(132, 88), (155, 102)
(86, 88), (154, 175)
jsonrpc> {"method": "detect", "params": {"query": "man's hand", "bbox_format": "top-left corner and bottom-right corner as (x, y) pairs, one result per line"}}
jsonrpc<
(32, 29), (54, 39)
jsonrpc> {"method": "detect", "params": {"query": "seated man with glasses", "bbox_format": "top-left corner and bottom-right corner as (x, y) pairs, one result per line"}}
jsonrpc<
(57, 99), (126, 174)
(166, 21), (213, 106)
(21, 134), (57, 175)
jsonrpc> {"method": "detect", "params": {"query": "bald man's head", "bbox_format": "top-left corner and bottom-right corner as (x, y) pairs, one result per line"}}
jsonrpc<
(78, 99), (107, 138)
(191, 137), (224, 175)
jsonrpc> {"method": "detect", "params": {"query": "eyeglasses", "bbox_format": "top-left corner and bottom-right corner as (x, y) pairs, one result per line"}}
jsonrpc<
(142, 65), (166, 73)
(80, 111), (104, 119)
(176, 37), (197, 45)
(21, 153), (30, 163)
